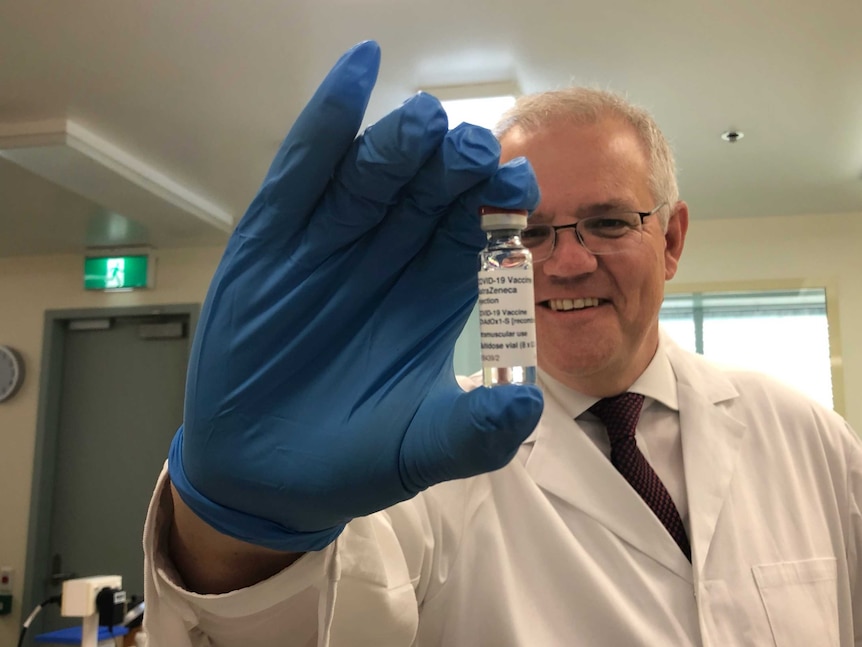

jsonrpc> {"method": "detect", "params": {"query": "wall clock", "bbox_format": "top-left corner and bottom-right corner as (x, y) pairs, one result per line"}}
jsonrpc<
(0, 345), (25, 403)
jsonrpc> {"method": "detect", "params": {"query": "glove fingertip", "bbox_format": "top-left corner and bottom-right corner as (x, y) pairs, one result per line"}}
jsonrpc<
(322, 40), (381, 114)
(466, 157), (541, 215)
(350, 41), (381, 92)
(444, 123), (501, 173)
(400, 384), (544, 492)
(472, 383), (544, 442)
(450, 383), (543, 473)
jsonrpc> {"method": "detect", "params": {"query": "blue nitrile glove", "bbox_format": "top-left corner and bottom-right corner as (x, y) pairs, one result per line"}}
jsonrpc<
(168, 40), (544, 552)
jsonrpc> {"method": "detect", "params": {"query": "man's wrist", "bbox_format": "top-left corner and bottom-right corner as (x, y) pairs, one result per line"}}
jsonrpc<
(168, 480), (304, 594)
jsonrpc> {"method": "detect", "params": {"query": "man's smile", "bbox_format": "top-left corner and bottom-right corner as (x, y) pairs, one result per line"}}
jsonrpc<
(542, 297), (605, 312)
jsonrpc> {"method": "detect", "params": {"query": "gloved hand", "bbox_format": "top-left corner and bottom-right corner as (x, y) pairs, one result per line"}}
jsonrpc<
(168, 40), (544, 552)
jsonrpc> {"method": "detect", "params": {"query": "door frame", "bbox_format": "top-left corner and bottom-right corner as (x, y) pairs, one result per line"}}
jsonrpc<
(22, 303), (199, 620)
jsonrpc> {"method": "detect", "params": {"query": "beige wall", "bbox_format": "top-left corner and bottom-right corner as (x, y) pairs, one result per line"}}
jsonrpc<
(0, 247), (222, 643)
(673, 210), (862, 429)
(0, 210), (860, 638)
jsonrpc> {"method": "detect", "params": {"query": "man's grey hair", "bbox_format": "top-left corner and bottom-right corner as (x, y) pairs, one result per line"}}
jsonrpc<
(494, 87), (679, 229)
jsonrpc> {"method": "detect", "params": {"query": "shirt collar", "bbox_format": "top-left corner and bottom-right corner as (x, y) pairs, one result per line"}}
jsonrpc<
(630, 334), (679, 412)
(537, 333), (680, 420)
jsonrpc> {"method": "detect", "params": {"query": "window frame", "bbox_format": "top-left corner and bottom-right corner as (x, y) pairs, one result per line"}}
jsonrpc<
(663, 279), (845, 416)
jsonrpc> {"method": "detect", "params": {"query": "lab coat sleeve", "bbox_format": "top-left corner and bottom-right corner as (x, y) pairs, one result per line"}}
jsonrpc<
(142, 464), (448, 647)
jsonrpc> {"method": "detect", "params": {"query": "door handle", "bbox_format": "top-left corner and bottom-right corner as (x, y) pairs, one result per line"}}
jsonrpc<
(49, 554), (77, 586)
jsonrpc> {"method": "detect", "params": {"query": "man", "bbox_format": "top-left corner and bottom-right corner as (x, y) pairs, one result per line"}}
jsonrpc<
(143, 41), (861, 646)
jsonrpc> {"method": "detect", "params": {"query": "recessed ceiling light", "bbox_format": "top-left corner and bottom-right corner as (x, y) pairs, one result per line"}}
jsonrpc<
(420, 81), (520, 130)
(439, 95), (516, 130)
(721, 130), (744, 143)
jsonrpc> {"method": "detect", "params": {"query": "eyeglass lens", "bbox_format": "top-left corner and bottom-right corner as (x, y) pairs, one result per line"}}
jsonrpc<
(522, 212), (644, 260)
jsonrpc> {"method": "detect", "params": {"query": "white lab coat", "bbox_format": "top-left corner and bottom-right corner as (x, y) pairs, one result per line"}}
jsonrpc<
(143, 342), (862, 646)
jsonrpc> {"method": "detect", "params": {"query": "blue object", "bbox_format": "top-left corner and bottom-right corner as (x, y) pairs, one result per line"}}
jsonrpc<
(168, 40), (544, 552)
(34, 625), (128, 644)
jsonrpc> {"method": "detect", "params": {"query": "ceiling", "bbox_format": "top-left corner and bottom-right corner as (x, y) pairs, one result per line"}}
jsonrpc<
(1, 0), (861, 258)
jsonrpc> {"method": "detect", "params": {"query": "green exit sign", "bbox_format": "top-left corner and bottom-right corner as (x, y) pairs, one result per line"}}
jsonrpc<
(84, 255), (151, 290)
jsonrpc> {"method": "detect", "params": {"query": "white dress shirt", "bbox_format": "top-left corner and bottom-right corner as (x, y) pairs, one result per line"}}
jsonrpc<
(525, 336), (690, 534)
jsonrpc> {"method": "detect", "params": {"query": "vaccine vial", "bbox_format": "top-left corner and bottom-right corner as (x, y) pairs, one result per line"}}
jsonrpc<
(478, 207), (537, 387)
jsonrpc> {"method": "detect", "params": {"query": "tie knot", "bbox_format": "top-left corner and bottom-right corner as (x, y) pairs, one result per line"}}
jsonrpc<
(589, 392), (645, 442)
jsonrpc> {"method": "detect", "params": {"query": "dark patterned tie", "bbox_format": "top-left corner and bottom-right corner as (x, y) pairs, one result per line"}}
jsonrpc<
(589, 393), (692, 562)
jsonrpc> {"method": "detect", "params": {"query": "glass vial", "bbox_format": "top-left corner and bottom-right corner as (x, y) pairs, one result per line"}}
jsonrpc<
(478, 207), (537, 387)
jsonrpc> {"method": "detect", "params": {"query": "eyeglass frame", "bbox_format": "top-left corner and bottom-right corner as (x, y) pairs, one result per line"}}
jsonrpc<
(521, 202), (668, 262)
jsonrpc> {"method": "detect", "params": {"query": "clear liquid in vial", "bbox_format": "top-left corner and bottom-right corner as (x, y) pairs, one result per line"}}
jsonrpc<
(483, 365), (538, 386)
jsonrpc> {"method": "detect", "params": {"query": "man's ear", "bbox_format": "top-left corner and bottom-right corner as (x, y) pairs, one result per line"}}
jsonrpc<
(664, 201), (688, 280)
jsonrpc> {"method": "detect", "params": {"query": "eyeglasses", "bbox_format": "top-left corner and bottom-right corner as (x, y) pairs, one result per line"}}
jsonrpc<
(521, 203), (667, 262)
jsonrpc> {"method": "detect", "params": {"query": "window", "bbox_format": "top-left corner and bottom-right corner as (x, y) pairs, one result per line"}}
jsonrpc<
(660, 288), (835, 409)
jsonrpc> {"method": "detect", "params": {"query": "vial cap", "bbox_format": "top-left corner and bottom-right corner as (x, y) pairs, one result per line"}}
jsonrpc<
(479, 206), (528, 231)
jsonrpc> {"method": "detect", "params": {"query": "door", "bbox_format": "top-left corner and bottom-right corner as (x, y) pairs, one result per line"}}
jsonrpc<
(28, 308), (193, 638)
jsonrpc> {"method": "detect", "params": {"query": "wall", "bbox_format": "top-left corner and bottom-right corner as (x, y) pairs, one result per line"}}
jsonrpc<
(0, 209), (861, 641)
(674, 210), (862, 429)
(0, 247), (221, 645)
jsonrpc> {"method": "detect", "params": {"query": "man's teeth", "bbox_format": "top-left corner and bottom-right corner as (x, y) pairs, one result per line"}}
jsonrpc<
(548, 297), (601, 311)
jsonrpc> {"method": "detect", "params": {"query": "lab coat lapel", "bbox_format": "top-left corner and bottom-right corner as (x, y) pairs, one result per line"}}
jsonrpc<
(669, 346), (747, 573)
(525, 387), (693, 580)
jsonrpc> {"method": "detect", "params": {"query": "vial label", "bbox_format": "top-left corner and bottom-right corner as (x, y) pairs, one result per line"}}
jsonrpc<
(478, 266), (537, 381)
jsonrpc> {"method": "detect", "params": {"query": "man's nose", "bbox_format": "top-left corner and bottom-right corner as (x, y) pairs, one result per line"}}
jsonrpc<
(540, 227), (598, 276)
